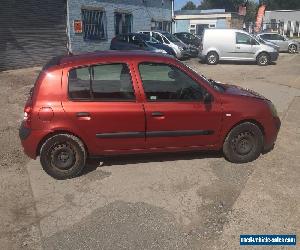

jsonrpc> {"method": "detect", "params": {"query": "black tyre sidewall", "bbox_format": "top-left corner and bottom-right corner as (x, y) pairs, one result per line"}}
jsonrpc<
(207, 51), (219, 65)
(40, 134), (86, 179)
(223, 122), (263, 163)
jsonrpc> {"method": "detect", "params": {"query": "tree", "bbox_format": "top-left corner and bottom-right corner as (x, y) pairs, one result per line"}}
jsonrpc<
(259, 0), (300, 10)
(181, 1), (197, 10)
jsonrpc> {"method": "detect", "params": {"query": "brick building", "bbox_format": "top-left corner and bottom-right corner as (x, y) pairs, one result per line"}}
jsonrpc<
(67, 0), (174, 53)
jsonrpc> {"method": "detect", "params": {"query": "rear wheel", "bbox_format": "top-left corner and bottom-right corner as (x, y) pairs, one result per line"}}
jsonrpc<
(40, 134), (87, 179)
(256, 52), (270, 66)
(206, 51), (219, 65)
(288, 44), (297, 54)
(223, 122), (263, 163)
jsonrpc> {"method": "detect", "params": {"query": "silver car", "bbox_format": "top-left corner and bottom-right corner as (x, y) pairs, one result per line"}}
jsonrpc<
(138, 31), (190, 59)
(199, 29), (279, 66)
(257, 33), (299, 53)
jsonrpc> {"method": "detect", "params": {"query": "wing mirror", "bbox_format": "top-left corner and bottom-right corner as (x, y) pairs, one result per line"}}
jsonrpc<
(251, 39), (257, 45)
(203, 92), (213, 104)
(168, 70), (179, 79)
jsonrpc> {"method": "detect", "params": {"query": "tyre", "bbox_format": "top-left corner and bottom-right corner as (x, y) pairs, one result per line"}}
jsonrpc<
(288, 44), (297, 54)
(40, 134), (87, 179)
(256, 52), (270, 66)
(223, 122), (263, 163)
(206, 51), (219, 65)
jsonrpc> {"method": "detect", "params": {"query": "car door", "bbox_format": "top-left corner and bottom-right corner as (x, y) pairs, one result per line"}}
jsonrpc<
(235, 32), (256, 59)
(271, 34), (287, 51)
(136, 62), (223, 149)
(61, 63), (146, 155)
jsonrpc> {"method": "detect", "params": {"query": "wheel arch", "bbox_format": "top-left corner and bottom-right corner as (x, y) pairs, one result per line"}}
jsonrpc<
(222, 119), (265, 145)
(36, 130), (89, 157)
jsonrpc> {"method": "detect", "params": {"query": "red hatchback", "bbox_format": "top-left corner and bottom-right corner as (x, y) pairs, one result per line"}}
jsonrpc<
(19, 51), (280, 179)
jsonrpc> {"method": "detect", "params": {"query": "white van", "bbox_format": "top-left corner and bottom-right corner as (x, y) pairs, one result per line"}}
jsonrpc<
(199, 29), (279, 66)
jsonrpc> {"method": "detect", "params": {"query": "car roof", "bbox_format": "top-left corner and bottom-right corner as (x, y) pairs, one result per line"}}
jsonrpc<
(50, 51), (174, 69)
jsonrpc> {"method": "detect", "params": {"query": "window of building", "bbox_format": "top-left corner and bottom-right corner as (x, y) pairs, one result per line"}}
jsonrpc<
(115, 12), (133, 35)
(68, 64), (135, 101)
(81, 9), (107, 41)
(151, 21), (172, 32)
(138, 63), (204, 102)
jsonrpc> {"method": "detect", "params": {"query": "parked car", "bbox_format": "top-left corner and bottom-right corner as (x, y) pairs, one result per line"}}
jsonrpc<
(139, 30), (190, 59)
(19, 51), (281, 179)
(254, 35), (280, 51)
(257, 32), (299, 53)
(110, 33), (167, 54)
(174, 32), (201, 57)
(199, 29), (279, 66)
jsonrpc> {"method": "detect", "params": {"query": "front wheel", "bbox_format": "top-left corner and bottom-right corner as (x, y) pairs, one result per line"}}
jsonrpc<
(223, 122), (263, 163)
(40, 134), (87, 179)
(288, 44), (297, 54)
(256, 52), (270, 66)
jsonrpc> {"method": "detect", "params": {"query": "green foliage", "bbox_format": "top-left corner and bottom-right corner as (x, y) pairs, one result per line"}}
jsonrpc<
(181, 1), (197, 10)
(260, 0), (300, 10)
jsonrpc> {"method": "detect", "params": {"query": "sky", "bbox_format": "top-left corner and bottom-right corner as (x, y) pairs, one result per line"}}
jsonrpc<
(174, 0), (200, 10)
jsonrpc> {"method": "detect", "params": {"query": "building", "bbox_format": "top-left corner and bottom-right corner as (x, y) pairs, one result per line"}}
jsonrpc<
(174, 9), (244, 36)
(263, 10), (300, 37)
(0, 0), (67, 71)
(67, 0), (174, 53)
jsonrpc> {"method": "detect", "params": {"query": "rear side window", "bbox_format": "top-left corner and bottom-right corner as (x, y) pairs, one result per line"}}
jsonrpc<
(68, 64), (135, 101)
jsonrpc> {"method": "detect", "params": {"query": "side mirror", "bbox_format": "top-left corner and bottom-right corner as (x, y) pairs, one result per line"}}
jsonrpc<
(203, 92), (213, 104)
(251, 39), (257, 45)
(168, 70), (178, 79)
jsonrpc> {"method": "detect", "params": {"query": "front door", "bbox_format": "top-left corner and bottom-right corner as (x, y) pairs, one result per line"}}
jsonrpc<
(234, 32), (256, 60)
(136, 62), (222, 149)
(61, 63), (145, 155)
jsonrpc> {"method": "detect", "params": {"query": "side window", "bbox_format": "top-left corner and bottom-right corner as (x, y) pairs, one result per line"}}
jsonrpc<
(273, 34), (284, 40)
(68, 64), (135, 101)
(139, 63), (204, 102)
(153, 33), (163, 43)
(236, 32), (252, 45)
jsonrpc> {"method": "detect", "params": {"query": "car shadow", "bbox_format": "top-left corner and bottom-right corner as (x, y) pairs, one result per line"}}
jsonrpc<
(198, 60), (277, 66)
(81, 150), (223, 175)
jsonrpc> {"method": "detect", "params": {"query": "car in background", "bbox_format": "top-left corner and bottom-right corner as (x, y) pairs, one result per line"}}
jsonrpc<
(139, 30), (190, 59)
(174, 32), (201, 57)
(199, 29), (278, 66)
(19, 51), (280, 179)
(110, 33), (167, 55)
(257, 33), (299, 53)
(254, 35), (280, 51)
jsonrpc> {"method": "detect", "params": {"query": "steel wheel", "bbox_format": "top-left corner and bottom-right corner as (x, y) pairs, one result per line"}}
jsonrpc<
(206, 51), (219, 65)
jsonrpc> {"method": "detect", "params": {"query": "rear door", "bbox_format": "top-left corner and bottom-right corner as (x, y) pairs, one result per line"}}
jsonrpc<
(135, 62), (223, 149)
(61, 62), (146, 155)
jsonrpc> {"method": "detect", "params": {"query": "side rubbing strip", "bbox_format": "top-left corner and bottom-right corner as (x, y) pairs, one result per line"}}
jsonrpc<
(96, 132), (145, 139)
(146, 130), (214, 137)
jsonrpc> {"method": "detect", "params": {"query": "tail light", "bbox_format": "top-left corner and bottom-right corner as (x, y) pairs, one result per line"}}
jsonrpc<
(23, 106), (32, 127)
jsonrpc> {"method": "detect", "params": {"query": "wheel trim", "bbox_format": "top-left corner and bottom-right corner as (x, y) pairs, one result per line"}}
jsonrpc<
(289, 45), (296, 53)
(208, 55), (216, 64)
(259, 55), (268, 65)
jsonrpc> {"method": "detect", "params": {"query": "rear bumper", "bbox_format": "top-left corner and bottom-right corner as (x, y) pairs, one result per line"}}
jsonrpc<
(19, 122), (50, 159)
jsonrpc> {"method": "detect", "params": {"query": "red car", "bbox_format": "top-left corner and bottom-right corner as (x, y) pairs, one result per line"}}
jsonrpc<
(19, 51), (280, 179)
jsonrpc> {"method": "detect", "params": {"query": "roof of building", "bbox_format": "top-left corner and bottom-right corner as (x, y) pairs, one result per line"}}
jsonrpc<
(174, 9), (226, 15)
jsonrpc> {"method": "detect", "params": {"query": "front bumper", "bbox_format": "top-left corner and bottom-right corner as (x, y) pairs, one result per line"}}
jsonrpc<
(269, 51), (279, 61)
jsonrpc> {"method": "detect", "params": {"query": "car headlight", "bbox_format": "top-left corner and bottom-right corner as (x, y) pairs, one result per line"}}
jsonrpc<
(268, 101), (278, 117)
(178, 46), (183, 51)
(154, 49), (167, 54)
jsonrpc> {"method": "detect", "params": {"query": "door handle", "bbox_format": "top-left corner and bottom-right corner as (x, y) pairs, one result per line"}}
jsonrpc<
(76, 112), (91, 120)
(236, 46), (241, 49)
(151, 111), (164, 117)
